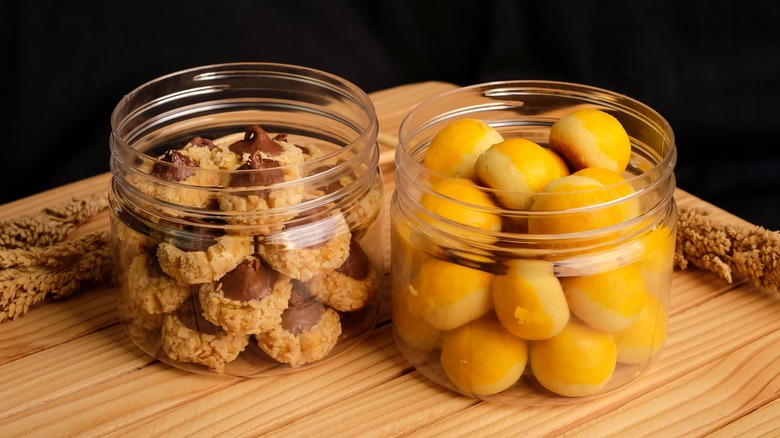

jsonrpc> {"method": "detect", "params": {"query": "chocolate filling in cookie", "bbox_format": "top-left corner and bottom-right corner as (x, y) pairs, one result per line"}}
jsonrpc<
(152, 150), (199, 182)
(306, 238), (376, 312)
(198, 255), (293, 334)
(230, 151), (285, 189)
(281, 279), (325, 335)
(161, 290), (251, 373)
(289, 206), (339, 248)
(219, 256), (279, 302)
(176, 289), (222, 336)
(189, 136), (217, 149)
(254, 279), (342, 367)
(256, 208), (351, 281)
(229, 124), (285, 156)
(337, 239), (370, 280)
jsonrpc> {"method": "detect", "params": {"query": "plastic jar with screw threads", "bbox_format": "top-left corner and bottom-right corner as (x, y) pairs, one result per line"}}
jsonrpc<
(109, 62), (383, 376)
(390, 80), (677, 404)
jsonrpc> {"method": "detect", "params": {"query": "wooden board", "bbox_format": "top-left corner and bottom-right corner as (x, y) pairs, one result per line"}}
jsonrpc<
(0, 81), (778, 437)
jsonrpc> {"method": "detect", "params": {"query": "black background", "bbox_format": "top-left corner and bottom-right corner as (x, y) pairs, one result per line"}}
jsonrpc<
(7, 0), (780, 229)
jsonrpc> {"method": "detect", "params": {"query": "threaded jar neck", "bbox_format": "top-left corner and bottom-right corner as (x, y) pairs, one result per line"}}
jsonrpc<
(394, 80), (677, 273)
(109, 62), (379, 231)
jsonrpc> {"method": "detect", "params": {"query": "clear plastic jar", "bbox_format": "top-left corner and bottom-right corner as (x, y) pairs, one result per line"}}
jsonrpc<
(109, 63), (383, 376)
(391, 81), (677, 404)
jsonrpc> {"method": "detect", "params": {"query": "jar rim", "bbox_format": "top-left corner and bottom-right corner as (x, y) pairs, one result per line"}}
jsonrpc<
(393, 80), (678, 254)
(111, 62), (376, 134)
(110, 62), (378, 169)
(109, 62), (379, 214)
(397, 79), (676, 207)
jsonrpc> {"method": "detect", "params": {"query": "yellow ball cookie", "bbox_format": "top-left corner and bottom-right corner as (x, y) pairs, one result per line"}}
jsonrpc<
(424, 118), (504, 179)
(549, 109), (631, 173)
(441, 317), (528, 395)
(410, 258), (494, 330)
(613, 293), (668, 364)
(573, 167), (639, 221)
(529, 320), (617, 397)
(474, 138), (570, 209)
(390, 220), (432, 288)
(527, 175), (624, 235)
(492, 260), (569, 340)
(391, 275), (441, 352)
(544, 146), (572, 177)
(419, 177), (502, 243)
(561, 265), (648, 333)
(632, 223), (676, 295)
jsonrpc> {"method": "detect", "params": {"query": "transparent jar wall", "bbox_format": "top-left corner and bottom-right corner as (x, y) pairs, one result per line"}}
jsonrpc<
(109, 63), (383, 376)
(390, 81), (677, 404)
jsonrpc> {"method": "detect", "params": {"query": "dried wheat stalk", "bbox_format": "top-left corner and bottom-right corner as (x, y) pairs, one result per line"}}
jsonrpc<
(0, 193), (113, 322)
(3, 185), (778, 323)
(0, 192), (109, 250)
(0, 231), (113, 322)
(674, 204), (780, 295)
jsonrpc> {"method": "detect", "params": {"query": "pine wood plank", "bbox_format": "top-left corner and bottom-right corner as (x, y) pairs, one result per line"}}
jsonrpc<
(0, 81), (777, 437)
(563, 332), (780, 437)
(0, 285), (117, 364)
(103, 325), (410, 437)
(0, 324), (153, 420)
(709, 398), (780, 438)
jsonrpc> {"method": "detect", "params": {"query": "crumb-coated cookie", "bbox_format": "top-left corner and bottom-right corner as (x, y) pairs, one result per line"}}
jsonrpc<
(307, 238), (377, 312)
(156, 234), (255, 284)
(306, 160), (355, 195)
(289, 137), (325, 162)
(143, 147), (221, 209)
(161, 292), (250, 373)
(344, 184), (383, 236)
(255, 279), (342, 367)
(112, 216), (157, 268)
(256, 207), (352, 281)
(199, 256), (292, 335)
(178, 136), (243, 173)
(127, 249), (191, 314)
(299, 163), (382, 239)
(118, 292), (164, 341)
(217, 125), (307, 231)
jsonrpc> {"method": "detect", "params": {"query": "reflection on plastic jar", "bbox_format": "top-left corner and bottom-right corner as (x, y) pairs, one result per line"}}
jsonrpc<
(109, 63), (383, 376)
(391, 80), (677, 404)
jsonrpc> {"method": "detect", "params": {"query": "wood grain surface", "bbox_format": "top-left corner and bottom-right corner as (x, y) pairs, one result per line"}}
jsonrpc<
(0, 82), (777, 437)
